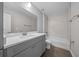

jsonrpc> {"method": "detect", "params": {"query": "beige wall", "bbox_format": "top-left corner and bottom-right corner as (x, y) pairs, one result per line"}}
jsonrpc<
(48, 16), (68, 39)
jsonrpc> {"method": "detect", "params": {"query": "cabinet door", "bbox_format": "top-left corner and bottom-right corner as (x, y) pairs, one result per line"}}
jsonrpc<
(32, 40), (43, 57)
(15, 47), (33, 57)
(7, 40), (30, 57)
(7, 36), (42, 57)
(42, 38), (46, 53)
(0, 2), (3, 49)
(0, 50), (3, 57)
(15, 40), (43, 57)
(15, 45), (37, 57)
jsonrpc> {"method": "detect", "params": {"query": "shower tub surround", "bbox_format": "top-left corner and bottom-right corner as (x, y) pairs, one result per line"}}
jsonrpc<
(3, 32), (46, 57)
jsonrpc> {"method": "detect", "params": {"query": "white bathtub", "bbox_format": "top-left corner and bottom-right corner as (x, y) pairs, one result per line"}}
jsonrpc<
(46, 36), (70, 50)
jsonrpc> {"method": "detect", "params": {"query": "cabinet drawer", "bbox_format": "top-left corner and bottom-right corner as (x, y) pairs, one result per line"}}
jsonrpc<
(0, 50), (3, 57)
(15, 40), (43, 57)
(15, 46), (33, 57)
(7, 36), (43, 56)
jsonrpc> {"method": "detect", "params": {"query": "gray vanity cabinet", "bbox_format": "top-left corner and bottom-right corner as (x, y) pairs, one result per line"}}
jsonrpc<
(0, 50), (3, 57)
(42, 36), (46, 53)
(6, 35), (46, 57)
(15, 40), (43, 57)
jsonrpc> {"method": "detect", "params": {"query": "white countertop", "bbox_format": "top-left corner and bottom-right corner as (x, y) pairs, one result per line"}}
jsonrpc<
(4, 33), (46, 49)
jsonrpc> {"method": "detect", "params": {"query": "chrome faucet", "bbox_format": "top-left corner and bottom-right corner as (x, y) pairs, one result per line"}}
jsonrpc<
(22, 32), (27, 36)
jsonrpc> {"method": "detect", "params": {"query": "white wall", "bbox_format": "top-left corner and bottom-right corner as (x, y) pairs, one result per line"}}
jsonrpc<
(42, 13), (48, 33)
(67, 3), (71, 50)
(48, 15), (69, 49)
(48, 16), (67, 39)
(43, 14), (48, 33)
(48, 3), (71, 50)
(3, 13), (11, 33)
(70, 2), (79, 57)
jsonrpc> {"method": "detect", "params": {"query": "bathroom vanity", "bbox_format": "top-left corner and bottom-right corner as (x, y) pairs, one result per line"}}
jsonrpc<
(0, 2), (47, 57)
(3, 33), (46, 57)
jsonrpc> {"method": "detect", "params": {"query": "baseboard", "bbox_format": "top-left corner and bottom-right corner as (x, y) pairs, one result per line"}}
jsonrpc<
(69, 49), (75, 57)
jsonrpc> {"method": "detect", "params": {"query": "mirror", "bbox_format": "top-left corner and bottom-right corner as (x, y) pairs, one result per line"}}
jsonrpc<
(3, 2), (37, 33)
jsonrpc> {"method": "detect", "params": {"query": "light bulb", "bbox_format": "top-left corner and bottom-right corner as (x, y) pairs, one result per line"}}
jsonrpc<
(27, 2), (31, 8)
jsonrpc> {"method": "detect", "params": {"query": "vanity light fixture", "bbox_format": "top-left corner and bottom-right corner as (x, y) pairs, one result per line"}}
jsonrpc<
(27, 2), (31, 8)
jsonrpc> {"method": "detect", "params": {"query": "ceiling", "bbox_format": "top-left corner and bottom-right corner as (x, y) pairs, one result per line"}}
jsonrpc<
(4, 2), (71, 17)
(4, 2), (37, 18)
(32, 2), (71, 16)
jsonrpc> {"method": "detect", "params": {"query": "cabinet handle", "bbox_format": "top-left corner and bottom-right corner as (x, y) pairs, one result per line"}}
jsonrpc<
(32, 45), (36, 48)
(0, 47), (4, 50)
(32, 46), (35, 48)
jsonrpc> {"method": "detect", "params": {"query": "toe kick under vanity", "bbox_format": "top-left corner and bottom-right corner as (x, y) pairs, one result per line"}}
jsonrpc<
(3, 33), (46, 57)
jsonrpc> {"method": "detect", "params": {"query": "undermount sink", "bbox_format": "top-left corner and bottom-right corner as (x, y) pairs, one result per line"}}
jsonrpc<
(20, 34), (35, 38)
